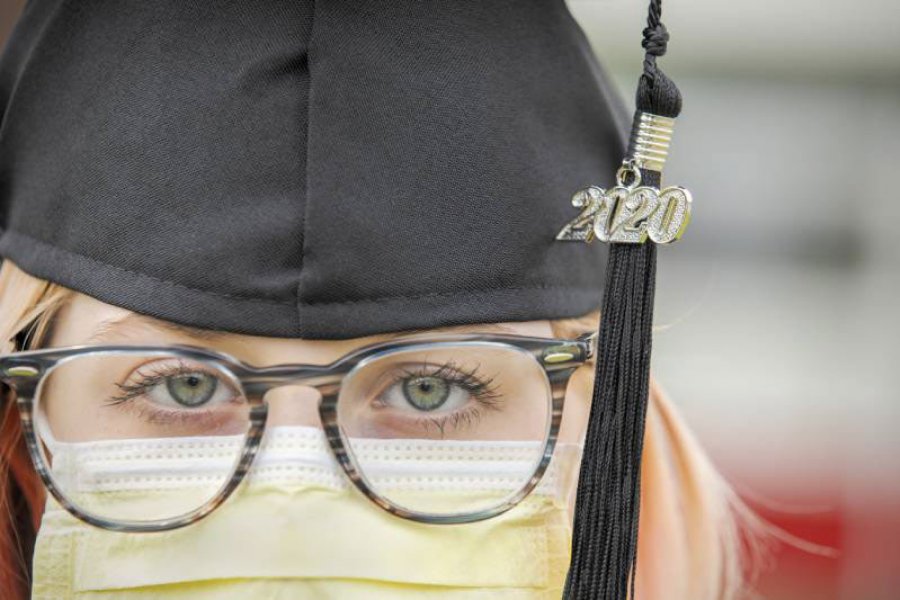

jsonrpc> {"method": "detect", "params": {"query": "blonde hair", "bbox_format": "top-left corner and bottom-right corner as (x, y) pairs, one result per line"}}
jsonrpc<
(549, 311), (764, 599)
(0, 259), (762, 599)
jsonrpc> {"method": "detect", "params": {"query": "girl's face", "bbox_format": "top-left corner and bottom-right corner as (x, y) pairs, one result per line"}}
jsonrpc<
(40, 291), (587, 446)
(26, 292), (591, 599)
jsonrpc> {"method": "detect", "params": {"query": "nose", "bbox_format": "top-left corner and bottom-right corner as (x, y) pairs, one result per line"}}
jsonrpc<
(263, 385), (323, 428)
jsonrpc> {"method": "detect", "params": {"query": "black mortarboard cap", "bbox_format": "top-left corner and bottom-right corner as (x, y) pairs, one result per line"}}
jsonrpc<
(0, 1), (688, 598)
(0, 0), (627, 339)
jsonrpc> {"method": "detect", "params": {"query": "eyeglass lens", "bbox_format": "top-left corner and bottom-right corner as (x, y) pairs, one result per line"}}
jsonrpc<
(31, 343), (553, 525)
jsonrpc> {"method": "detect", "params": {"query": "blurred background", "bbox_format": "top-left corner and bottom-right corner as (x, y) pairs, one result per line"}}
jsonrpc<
(2, 1), (898, 598)
(566, 0), (900, 598)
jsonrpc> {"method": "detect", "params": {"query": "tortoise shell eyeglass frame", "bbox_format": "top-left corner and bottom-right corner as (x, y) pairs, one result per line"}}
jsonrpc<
(0, 329), (598, 533)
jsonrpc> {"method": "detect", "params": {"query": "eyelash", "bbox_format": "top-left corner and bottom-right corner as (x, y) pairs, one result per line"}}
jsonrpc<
(105, 360), (228, 407)
(105, 359), (504, 434)
(375, 360), (504, 435)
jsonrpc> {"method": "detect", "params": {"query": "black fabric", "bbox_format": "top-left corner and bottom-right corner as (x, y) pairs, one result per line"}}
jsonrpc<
(564, 0), (683, 596)
(0, 0), (628, 339)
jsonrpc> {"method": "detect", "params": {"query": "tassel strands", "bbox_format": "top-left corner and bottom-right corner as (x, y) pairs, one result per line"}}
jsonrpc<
(563, 0), (683, 598)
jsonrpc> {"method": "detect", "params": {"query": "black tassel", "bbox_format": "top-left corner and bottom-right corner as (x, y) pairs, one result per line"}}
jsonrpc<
(563, 1), (682, 598)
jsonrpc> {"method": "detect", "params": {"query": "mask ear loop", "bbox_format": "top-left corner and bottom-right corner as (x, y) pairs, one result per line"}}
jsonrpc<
(33, 410), (59, 457)
(31, 408), (75, 495)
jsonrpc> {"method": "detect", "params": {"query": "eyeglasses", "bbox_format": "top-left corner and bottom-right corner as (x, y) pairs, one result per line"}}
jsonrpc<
(0, 330), (596, 533)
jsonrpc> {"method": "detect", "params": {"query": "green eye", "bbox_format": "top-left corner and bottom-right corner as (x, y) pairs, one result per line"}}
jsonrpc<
(402, 376), (450, 411)
(166, 372), (218, 407)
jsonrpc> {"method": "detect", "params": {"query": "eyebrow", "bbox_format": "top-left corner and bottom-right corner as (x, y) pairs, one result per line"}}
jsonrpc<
(86, 313), (228, 344)
(384, 322), (522, 340)
(86, 313), (521, 345)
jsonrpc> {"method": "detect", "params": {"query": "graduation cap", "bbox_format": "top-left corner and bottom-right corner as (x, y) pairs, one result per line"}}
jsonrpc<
(0, 0), (688, 597)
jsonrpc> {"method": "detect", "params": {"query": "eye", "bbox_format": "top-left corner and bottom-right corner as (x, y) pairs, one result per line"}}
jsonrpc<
(162, 372), (219, 407)
(401, 375), (450, 411)
(375, 361), (500, 415)
(382, 374), (468, 413)
(109, 360), (240, 410)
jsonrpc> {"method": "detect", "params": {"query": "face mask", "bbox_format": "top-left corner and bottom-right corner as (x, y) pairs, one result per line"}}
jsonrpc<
(31, 425), (582, 599)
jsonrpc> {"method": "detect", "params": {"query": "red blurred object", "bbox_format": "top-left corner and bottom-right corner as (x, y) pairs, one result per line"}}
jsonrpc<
(747, 492), (843, 600)
(742, 486), (900, 600)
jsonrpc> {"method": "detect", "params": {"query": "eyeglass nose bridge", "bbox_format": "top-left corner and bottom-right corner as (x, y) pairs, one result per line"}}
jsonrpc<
(237, 365), (348, 399)
(236, 368), (348, 441)
(232, 368), (358, 486)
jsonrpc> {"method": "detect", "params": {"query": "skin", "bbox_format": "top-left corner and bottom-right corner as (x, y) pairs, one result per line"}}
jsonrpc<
(40, 291), (588, 446)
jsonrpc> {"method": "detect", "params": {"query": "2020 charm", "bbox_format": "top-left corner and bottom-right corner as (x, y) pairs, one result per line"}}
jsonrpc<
(555, 161), (692, 245)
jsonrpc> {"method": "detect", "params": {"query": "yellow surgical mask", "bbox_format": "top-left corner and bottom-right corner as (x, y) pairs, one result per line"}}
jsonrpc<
(32, 425), (582, 599)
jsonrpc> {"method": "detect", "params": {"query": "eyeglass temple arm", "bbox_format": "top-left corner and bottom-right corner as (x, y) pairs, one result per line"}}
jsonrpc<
(575, 330), (599, 360)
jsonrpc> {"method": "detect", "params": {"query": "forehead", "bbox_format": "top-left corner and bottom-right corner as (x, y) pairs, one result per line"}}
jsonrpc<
(47, 291), (554, 363)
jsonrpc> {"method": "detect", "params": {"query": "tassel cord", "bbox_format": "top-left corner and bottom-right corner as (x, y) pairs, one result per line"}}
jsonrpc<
(563, 0), (682, 597)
